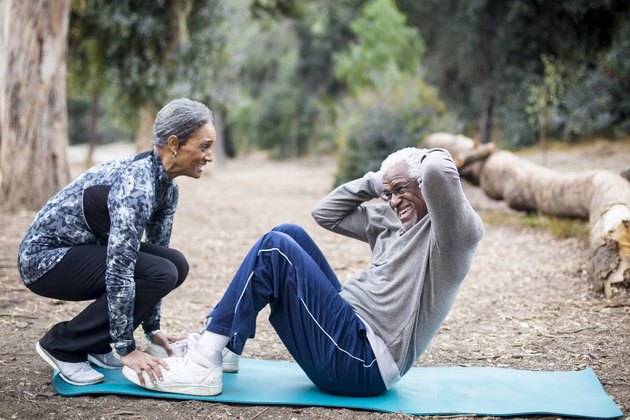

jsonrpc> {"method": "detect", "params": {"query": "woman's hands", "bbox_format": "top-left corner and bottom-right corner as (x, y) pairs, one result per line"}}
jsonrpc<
(150, 330), (185, 356)
(119, 331), (186, 386)
(120, 350), (168, 386)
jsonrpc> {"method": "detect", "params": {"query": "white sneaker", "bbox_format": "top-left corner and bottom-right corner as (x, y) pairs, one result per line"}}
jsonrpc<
(88, 351), (123, 369)
(221, 348), (239, 373)
(36, 342), (104, 386)
(147, 333), (240, 373)
(123, 340), (222, 396)
(146, 334), (194, 359)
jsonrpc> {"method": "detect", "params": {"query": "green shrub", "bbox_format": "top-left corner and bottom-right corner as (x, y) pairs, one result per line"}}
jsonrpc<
(334, 78), (451, 185)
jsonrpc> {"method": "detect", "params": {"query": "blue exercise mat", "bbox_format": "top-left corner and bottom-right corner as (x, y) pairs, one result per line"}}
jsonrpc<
(52, 358), (623, 418)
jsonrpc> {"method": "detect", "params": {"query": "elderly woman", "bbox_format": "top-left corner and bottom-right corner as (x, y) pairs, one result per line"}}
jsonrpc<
(18, 98), (215, 386)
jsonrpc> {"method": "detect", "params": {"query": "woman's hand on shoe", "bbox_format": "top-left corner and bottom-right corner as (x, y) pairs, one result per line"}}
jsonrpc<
(151, 331), (185, 356)
(120, 350), (169, 386)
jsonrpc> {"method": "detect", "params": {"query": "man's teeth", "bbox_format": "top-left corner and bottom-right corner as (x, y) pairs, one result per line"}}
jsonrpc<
(399, 206), (412, 217)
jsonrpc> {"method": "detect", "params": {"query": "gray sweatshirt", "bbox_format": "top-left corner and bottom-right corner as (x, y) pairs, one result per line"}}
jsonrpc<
(311, 149), (483, 385)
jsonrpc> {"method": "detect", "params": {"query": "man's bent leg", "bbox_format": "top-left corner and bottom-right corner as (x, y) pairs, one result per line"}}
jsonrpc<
(271, 224), (340, 290)
(206, 229), (385, 396)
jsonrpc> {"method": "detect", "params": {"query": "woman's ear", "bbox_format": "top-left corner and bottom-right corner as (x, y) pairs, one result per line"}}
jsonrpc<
(167, 135), (179, 153)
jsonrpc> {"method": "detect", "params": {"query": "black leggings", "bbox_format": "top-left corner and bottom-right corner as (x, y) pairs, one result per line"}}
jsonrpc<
(28, 243), (188, 362)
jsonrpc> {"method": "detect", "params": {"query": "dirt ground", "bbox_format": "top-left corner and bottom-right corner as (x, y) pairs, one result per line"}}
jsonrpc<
(0, 140), (628, 420)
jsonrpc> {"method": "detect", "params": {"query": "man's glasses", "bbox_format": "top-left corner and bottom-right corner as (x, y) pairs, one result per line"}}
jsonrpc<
(380, 180), (416, 202)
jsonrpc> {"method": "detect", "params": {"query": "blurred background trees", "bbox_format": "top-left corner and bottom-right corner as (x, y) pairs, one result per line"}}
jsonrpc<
(2, 0), (628, 208)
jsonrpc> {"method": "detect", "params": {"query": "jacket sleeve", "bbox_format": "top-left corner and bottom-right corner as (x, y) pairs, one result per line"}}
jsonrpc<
(139, 184), (180, 334)
(145, 184), (179, 246)
(311, 171), (383, 242)
(105, 167), (155, 356)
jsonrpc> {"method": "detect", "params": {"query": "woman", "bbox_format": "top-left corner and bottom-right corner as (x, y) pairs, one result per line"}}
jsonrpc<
(18, 98), (215, 386)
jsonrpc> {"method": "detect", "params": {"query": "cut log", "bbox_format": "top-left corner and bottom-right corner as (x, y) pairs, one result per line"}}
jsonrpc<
(423, 132), (630, 298)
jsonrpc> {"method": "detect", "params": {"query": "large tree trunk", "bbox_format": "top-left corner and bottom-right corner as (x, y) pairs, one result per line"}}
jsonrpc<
(0, 0), (71, 210)
(423, 132), (630, 298)
(134, 104), (156, 152)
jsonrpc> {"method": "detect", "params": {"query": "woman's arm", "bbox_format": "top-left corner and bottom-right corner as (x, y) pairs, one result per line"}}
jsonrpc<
(105, 168), (155, 356)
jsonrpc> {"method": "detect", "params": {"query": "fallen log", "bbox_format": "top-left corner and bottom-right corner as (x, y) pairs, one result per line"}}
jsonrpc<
(423, 132), (630, 298)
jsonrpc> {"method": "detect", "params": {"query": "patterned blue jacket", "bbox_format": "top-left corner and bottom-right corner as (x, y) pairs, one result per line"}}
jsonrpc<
(18, 150), (179, 355)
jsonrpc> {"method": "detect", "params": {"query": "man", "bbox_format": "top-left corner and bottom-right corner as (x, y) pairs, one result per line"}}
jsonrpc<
(123, 147), (484, 396)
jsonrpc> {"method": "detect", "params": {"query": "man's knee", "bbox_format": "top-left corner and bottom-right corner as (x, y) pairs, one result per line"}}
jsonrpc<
(260, 230), (304, 256)
(272, 223), (306, 236)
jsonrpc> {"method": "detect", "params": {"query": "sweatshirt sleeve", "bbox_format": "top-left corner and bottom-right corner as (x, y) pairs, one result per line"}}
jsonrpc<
(421, 149), (484, 252)
(311, 171), (383, 242)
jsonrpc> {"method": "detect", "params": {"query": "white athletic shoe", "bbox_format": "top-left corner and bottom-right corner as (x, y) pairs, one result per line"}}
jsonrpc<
(88, 351), (123, 369)
(146, 335), (193, 358)
(123, 340), (222, 396)
(147, 333), (240, 373)
(221, 348), (240, 373)
(36, 342), (104, 386)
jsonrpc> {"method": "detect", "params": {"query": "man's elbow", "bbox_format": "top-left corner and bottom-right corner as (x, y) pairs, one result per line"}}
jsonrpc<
(311, 208), (335, 230)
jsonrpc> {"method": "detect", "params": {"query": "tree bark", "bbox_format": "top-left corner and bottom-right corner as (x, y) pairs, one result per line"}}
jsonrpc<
(84, 94), (100, 169)
(423, 132), (630, 298)
(0, 0), (71, 210)
(134, 104), (156, 152)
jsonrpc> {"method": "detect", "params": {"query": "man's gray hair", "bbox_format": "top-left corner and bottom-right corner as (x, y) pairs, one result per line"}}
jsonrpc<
(380, 147), (427, 181)
(153, 98), (213, 147)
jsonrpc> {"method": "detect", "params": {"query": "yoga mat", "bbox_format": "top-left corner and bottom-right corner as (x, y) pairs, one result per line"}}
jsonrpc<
(52, 358), (623, 418)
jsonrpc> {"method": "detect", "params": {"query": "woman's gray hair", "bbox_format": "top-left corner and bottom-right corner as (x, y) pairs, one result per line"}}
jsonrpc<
(153, 98), (213, 147)
(380, 147), (427, 182)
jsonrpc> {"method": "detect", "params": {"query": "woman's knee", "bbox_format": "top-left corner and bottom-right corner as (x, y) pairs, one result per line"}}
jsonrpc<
(168, 248), (189, 287)
(136, 259), (180, 295)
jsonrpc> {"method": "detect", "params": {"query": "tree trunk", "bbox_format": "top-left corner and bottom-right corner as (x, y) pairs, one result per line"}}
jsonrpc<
(0, 0), (71, 210)
(423, 132), (630, 298)
(479, 95), (494, 144)
(134, 104), (156, 152)
(84, 94), (100, 169)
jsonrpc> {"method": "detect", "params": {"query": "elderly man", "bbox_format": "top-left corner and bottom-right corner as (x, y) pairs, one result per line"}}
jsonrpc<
(123, 147), (484, 397)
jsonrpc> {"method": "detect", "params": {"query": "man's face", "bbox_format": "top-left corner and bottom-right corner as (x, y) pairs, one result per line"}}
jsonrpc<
(382, 161), (427, 231)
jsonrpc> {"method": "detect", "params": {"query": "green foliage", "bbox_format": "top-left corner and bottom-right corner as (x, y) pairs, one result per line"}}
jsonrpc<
(67, 98), (131, 145)
(68, 0), (227, 131)
(255, 83), (323, 158)
(230, 81), (331, 158)
(227, 1), (361, 158)
(294, 1), (364, 95)
(334, 79), (447, 185)
(334, 0), (424, 93)
(397, 0), (630, 146)
(331, 0), (450, 184)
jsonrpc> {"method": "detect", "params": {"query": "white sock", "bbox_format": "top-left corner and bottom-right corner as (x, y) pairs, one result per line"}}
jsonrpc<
(198, 331), (230, 352)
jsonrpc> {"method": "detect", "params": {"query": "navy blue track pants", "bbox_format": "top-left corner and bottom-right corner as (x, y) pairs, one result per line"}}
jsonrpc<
(206, 224), (386, 396)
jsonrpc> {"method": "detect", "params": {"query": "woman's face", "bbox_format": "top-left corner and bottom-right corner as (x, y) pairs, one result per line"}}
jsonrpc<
(168, 123), (216, 179)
